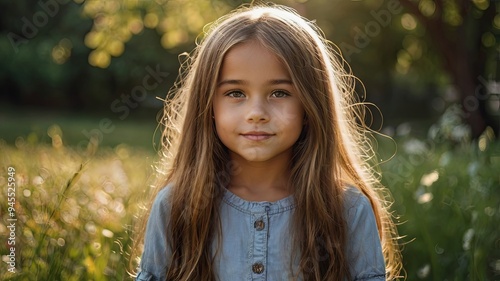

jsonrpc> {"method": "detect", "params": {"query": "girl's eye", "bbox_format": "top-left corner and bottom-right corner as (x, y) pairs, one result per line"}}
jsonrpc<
(226, 91), (245, 98)
(271, 90), (290, 98)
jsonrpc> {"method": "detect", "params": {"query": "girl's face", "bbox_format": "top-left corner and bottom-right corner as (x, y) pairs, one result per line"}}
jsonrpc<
(213, 40), (305, 164)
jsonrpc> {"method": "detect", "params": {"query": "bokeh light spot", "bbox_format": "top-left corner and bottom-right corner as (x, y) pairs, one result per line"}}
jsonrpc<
(472, 0), (489, 10)
(23, 189), (32, 197)
(417, 192), (434, 204)
(419, 0), (436, 17)
(494, 14), (500, 29)
(102, 229), (114, 238)
(144, 13), (159, 28)
(57, 238), (66, 246)
(421, 170), (439, 186)
(89, 50), (111, 68)
(401, 13), (417, 30)
(481, 32), (496, 48)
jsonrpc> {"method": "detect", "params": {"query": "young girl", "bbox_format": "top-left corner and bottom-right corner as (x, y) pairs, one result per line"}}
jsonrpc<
(134, 4), (402, 281)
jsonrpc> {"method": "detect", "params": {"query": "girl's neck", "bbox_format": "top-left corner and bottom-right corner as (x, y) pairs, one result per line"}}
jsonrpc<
(227, 153), (292, 202)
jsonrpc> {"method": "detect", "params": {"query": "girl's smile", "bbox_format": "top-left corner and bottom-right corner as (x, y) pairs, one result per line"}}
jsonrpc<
(213, 40), (305, 164)
(240, 131), (275, 141)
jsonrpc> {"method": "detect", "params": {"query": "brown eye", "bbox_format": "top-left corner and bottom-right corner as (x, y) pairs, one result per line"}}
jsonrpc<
(271, 90), (290, 98)
(226, 91), (245, 98)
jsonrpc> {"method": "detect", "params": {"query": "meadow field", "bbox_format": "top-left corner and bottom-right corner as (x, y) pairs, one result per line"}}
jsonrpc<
(1, 120), (499, 280)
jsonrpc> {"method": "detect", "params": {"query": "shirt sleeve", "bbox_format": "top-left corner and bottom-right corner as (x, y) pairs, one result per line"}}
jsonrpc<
(136, 186), (172, 281)
(344, 188), (386, 281)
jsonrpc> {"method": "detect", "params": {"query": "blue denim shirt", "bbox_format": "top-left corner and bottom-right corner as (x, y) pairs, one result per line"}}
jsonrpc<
(136, 186), (385, 281)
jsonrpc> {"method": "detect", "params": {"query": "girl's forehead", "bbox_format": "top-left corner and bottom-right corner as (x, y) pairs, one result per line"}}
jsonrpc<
(218, 40), (291, 81)
(224, 40), (277, 59)
(222, 40), (289, 68)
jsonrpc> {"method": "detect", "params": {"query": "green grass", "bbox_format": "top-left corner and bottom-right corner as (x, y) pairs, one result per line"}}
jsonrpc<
(0, 139), (156, 280)
(380, 131), (500, 280)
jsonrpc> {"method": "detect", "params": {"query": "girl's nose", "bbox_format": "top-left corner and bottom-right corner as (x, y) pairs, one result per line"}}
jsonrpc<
(246, 97), (269, 123)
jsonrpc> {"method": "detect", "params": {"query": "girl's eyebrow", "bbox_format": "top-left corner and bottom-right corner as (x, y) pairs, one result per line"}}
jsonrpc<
(217, 79), (246, 87)
(269, 79), (293, 85)
(217, 79), (293, 87)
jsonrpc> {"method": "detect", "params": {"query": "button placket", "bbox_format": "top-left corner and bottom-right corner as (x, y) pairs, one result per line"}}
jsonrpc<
(251, 205), (270, 278)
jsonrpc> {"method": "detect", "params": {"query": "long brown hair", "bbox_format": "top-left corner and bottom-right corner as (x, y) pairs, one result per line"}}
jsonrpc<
(132, 4), (402, 280)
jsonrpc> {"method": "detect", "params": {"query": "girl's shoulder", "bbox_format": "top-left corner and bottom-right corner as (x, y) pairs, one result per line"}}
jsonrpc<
(342, 186), (375, 222)
(155, 184), (174, 200)
(149, 184), (174, 215)
(342, 187), (386, 278)
(343, 185), (369, 204)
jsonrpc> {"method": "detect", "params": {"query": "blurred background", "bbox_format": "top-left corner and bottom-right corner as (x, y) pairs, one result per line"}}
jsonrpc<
(0, 0), (499, 280)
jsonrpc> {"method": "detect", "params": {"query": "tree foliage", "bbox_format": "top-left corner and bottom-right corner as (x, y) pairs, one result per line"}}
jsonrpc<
(81, 0), (234, 68)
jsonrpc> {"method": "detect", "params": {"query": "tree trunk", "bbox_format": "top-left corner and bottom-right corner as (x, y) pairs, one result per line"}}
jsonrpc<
(400, 0), (497, 139)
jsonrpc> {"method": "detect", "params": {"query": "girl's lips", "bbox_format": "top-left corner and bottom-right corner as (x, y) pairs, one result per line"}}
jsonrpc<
(241, 132), (274, 141)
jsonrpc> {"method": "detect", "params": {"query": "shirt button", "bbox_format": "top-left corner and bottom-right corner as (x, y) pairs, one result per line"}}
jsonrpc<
(252, 262), (264, 274)
(254, 219), (265, 231)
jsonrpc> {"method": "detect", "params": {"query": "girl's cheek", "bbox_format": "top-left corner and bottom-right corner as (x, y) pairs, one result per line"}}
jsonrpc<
(274, 105), (302, 123)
